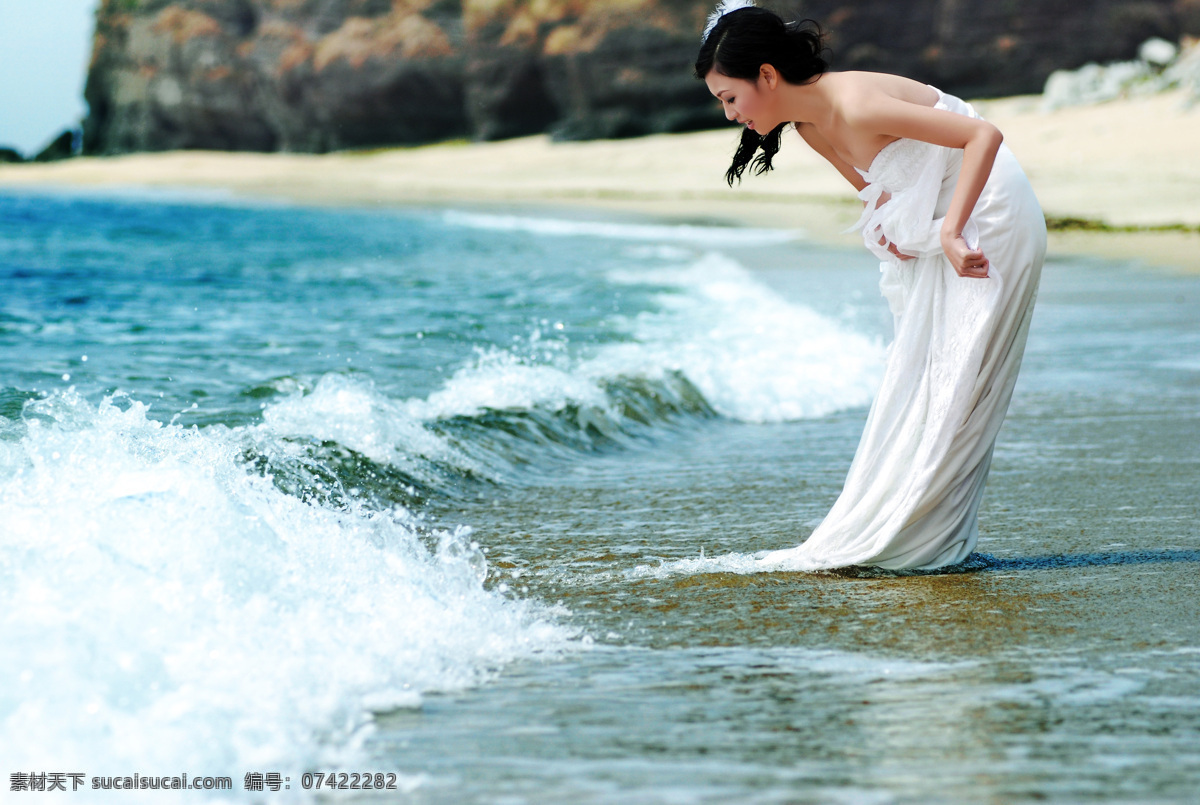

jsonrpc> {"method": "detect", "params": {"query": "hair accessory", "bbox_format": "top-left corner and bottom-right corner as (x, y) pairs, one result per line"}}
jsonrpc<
(702, 0), (756, 40)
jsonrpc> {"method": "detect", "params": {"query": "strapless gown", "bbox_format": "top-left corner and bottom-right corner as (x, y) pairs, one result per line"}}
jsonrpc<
(762, 87), (1046, 570)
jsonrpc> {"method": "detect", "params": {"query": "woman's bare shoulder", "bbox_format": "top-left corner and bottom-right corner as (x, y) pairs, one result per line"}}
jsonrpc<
(823, 71), (939, 110)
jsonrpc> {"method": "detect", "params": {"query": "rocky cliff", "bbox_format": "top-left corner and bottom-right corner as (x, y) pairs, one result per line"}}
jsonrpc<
(82, 0), (1200, 153)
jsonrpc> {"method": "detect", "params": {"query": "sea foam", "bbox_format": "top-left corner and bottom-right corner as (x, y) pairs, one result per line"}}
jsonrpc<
(255, 253), (884, 485)
(0, 391), (574, 795)
(604, 253), (884, 423)
(403, 252), (881, 427)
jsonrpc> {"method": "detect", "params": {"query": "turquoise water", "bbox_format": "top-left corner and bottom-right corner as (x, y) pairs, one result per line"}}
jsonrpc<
(1, 190), (1198, 802)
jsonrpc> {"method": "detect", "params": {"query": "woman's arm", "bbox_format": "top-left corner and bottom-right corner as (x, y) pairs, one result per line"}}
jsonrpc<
(842, 91), (1003, 278)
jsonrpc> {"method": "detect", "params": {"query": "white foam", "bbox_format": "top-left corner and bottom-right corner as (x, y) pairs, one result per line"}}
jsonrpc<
(376, 253), (883, 432)
(0, 391), (576, 793)
(985, 669), (1146, 707)
(402, 348), (610, 422)
(772, 647), (975, 682)
(627, 551), (767, 580)
(262, 372), (482, 470)
(1158, 356), (1200, 372)
(443, 210), (803, 246)
(256, 255), (882, 458)
(616, 644), (974, 682)
(604, 253), (885, 423)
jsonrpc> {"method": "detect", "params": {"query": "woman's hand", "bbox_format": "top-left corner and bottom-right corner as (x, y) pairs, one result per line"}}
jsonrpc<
(871, 192), (917, 260)
(941, 231), (989, 278)
(878, 233), (916, 261)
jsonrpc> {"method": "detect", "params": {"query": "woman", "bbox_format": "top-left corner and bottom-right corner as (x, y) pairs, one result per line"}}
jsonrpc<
(697, 2), (1046, 570)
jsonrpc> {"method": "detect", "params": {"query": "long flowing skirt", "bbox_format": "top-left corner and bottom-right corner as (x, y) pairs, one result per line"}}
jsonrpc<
(762, 143), (1046, 570)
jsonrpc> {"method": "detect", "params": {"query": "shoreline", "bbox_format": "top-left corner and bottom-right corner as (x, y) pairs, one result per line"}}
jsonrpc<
(3, 89), (1196, 270)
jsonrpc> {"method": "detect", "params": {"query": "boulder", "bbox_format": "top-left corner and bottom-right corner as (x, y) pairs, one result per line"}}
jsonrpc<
(1140, 36), (1180, 65)
(1042, 34), (1200, 109)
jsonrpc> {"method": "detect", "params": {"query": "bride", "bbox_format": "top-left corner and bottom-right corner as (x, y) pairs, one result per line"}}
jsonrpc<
(697, 2), (1046, 570)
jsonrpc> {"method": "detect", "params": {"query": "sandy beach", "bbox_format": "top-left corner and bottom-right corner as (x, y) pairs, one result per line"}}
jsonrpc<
(2, 88), (1197, 269)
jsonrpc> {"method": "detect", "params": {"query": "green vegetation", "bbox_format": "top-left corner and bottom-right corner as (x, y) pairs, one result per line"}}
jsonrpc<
(1044, 216), (1200, 234)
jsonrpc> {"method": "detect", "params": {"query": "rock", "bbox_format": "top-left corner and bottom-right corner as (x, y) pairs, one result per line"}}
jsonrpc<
(1042, 61), (1155, 110)
(81, 0), (1200, 153)
(1041, 35), (1200, 110)
(1139, 36), (1179, 65)
(34, 131), (79, 162)
(0, 147), (24, 163)
(1163, 36), (1200, 104)
(543, 22), (725, 140)
(84, 0), (471, 153)
(465, 51), (561, 142)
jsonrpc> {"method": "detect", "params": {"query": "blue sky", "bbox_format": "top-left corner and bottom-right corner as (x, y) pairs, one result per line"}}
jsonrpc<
(0, 0), (99, 156)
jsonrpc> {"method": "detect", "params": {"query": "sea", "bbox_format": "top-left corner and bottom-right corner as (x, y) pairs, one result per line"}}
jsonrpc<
(1, 188), (1198, 803)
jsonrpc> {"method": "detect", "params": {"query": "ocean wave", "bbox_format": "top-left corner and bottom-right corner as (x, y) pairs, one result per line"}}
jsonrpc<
(605, 253), (884, 423)
(244, 367), (715, 510)
(238, 252), (884, 507)
(239, 252), (883, 506)
(0, 391), (577, 789)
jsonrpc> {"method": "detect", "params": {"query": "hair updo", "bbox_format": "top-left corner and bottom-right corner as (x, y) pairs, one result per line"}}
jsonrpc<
(694, 7), (829, 186)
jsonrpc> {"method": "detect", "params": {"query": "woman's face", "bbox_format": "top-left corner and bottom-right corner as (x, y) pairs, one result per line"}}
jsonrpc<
(705, 68), (775, 133)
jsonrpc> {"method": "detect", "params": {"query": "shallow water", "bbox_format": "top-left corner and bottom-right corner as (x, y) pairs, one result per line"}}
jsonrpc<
(1, 191), (1197, 802)
(386, 256), (1200, 804)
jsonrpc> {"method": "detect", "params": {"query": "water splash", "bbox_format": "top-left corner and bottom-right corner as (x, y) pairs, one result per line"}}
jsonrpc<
(0, 391), (576, 784)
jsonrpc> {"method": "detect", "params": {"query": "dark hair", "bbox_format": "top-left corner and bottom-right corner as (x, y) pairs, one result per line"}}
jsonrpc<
(694, 8), (829, 186)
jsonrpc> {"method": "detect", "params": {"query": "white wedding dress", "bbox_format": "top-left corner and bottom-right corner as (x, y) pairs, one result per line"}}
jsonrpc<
(762, 88), (1046, 570)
